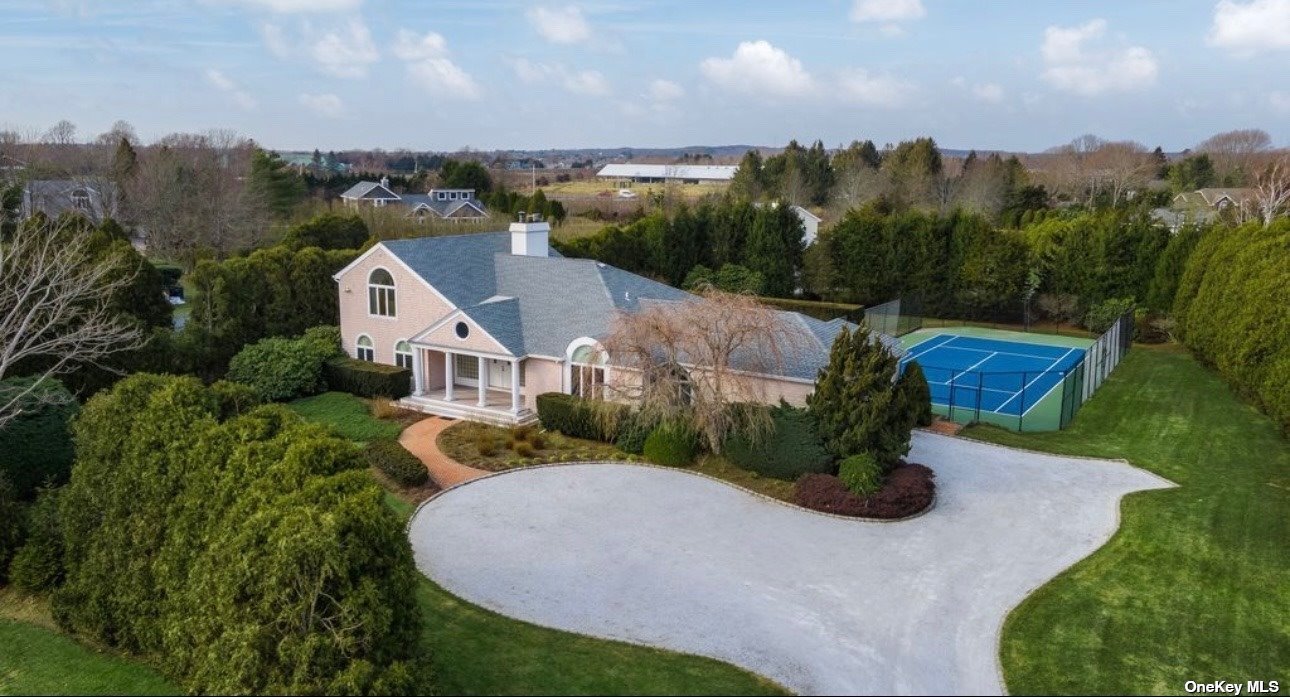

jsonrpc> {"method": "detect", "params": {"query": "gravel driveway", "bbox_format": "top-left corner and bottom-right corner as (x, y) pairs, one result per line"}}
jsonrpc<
(408, 432), (1173, 695)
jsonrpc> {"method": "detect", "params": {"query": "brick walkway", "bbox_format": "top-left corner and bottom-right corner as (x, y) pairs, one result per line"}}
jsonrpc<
(399, 417), (490, 489)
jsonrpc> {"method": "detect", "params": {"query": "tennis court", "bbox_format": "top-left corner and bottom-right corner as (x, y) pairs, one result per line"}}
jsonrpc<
(900, 333), (1087, 425)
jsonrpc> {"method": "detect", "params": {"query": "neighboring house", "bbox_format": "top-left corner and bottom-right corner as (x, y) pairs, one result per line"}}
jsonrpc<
(1172, 188), (1256, 212)
(754, 202), (822, 246)
(333, 217), (855, 425)
(20, 179), (115, 223)
(340, 177), (488, 222)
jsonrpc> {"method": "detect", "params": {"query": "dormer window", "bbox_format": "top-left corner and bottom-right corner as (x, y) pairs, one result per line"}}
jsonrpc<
(71, 188), (91, 211)
(368, 268), (396, 317)
(436, 191), (446, 201)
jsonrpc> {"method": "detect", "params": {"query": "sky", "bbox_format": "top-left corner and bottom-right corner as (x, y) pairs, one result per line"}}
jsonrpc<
(1, 0), (1288, 152)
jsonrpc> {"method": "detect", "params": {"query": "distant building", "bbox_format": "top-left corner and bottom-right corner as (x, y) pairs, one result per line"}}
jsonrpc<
(596, 164), (738, 184)
(1172, 188), (1256, 212)
(21, 179), (115, 223)
(340, 178), (488, 223)
(754, 202), (822, 246)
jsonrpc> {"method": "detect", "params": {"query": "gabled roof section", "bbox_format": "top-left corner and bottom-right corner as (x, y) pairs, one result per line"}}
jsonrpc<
(381, 232), (558, 309)
(460, 298), (525, 355)
(340, 181), (400, 200)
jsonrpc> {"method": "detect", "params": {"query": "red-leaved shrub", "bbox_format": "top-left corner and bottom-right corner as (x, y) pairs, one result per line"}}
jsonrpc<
(794, 462), (935, 519)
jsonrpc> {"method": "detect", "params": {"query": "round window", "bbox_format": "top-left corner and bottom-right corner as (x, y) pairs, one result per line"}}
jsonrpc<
(455, 321), (469, 339)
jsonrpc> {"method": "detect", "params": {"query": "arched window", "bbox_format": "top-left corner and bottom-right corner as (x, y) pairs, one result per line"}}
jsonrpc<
(368, 268), (396, 317)
(569, 343), (607, 399)
(394, 340), (413, 370)
(356, 335), (374, 362)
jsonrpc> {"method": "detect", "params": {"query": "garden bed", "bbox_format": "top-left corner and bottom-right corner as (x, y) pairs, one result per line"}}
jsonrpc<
(794, 463), (937, 520)
(437, 421), (632, 472)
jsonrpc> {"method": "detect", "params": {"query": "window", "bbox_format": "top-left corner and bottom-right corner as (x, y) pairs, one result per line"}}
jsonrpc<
(368, 268), (396, 317)
(455, 321), (470, 339)
(455, 355), (479, 380)
(437, 192), (446, 201)
(71, 189), (91, 211)
(356, 335), (374, 362)
(394, 340), (413, 370)
(570, 344), (606, 399)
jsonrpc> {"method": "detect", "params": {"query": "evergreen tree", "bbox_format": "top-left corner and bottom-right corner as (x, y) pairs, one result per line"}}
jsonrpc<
(249, 149), (306, 219)
(806, 326), (914, 466)
(896, 361), (933, 427)
(110, 137), (138, 184)
(743, 207), (795, 296)
(730, 150), (765, 201)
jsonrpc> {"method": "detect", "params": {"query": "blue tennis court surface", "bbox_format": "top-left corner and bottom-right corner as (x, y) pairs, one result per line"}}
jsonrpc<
(899, 334), (1086, 416)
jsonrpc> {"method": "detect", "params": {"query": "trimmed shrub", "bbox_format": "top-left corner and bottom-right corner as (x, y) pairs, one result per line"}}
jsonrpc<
(839, 453), (883, 496)
(365, 440), (428, 488)
(614, 413), (653, 455)
(535, 392), (625, 442)
(0, 377), (79, 500)
(808, 326), (914, 467)
(795, 463), (935, 519)
(226, 327), (342, 402)
(324, 358), (413, 399)
(723, 404), (834, 480)
(282, 213), (370, 251)
(9, 488), (64, 592)
(643, 422), (699, 467)
(210, 380), (261, 419)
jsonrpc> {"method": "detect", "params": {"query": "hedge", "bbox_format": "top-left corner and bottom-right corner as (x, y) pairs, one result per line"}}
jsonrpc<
(0, 377), (79, 500)
(325, 358), (412, 399)
(9, 488), (64, 592)
(643, 423), (699, 467)
(366, 440), (429, 488)
(723, 404), (834, 480)
(795, 463), (935, 519)
(534, 392), (625, 442)
(226, 327), (342, 402)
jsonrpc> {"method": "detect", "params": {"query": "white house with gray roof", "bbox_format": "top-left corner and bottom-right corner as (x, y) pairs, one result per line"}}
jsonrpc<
(340, 177), (488, 223)
(333, 217), (851, 425)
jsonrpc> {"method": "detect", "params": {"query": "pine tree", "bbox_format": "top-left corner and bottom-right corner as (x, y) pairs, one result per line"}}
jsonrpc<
(111, 137), (137, 183)
(806, 326), (914, 466)
(896, 361), (933, 427)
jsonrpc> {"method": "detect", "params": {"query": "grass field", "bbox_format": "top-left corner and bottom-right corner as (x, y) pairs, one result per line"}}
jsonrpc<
(287, 391), (404, 443)
(966, 345), (1290, 694)
(0, 609), (175, 696)
(539, 179), (729, 201)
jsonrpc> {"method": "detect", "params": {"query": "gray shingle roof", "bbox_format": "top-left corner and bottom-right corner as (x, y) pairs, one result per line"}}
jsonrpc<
(381, 231), (847, 380)
(401, 194), (487, 219)
(340, 181), (399, 200)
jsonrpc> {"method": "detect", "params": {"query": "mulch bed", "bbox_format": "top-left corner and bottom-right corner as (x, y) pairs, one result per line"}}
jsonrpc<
(794, 463), (936, 519)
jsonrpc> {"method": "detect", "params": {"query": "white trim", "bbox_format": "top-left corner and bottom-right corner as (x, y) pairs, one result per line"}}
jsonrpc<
(355, 333), (375, 362)
(393, 338), (414, 370)
(331, 242), (459, 313)
(410, 308), (514, 357)
(366, 266), (398, 319)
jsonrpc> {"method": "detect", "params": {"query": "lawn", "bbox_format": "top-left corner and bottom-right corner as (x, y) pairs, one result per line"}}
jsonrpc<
(965, 344), (1289, 694)
(287, 391), (405, 443)
(0, 592), (175, 697)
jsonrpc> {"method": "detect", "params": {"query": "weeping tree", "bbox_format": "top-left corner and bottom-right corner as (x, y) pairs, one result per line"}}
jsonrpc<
(598, 289), (808, 452)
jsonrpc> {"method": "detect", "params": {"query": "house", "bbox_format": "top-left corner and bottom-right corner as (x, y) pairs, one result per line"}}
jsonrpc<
(1172, 188), (1256, 212)
(333, 216), (854, 425)
(340, 177), (488, 222)
(596, 164), (738, 184)
(754, 202), (822, 246)
(20, 179), (115, 223)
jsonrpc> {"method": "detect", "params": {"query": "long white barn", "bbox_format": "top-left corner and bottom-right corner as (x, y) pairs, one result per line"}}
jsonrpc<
(596, 164), (738, 183)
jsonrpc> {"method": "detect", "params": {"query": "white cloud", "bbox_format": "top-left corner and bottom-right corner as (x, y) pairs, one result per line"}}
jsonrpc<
(393, 30), (481, 100)
(1271, 91), (1290, 113)
(205, 68), (257, 110)
(1040, 19), (1158, 96)
(972, 82), (1005, 103)
(700, 40), (816, 98)
(1208, 0), (1290, 54)
(562, 69), (610, 95)
(837, 69), (916, 107)
(507, 58), (610, 96)
(211, 0), (362, 13)
(510, 57), (556, 83)
(299, 92), (345, 118)
(648, 79), (684, 102)
(258, 22), (290, 57)
(850, 0), (925, 22)
(527, 5), (591, 44)
(310, 18), (379, 78)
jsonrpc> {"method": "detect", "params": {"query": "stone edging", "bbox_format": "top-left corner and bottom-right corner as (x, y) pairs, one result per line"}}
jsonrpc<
(407, 459), (936, 536)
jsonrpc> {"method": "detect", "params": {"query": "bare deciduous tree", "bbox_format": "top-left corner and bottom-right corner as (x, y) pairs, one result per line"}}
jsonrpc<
(1196, 128), (1273, 184)
(1251, 152), (1290, 227)
(0, 219), (146, 427)
(598, 289), (809, 451)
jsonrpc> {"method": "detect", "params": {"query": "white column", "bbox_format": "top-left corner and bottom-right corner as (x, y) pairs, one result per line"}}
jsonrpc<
(444, 352), (454, 402)
(412, 348), (424, 397)
(477, 358), (489, 407)
(511, 358), (521, 413)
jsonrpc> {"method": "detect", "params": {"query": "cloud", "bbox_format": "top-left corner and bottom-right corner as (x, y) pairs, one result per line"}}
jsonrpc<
(393, 30), (481, 99)
(527, 5), (591, 44)
(258, 22), (290, 57)
(1271, 91), (1290, 114)
(837, 69), (916, 107)
(211, 0), (362, 13)
(205, 68), (257, 110)
(648, 79), (684, 102)
(1040, 19), (1158, 96)
(1208, 0), (1290, 54)
(972, 82), (1004, 103)
(310, 18), (379, 78)
(850, 0), (925, 22)
(700, 40), (816, 98)
(299, 92), (345, 117)
(507, 58), (610, 96)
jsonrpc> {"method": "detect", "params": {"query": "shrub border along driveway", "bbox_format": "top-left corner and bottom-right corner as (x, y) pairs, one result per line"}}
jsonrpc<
(408, 435), (1172, 694)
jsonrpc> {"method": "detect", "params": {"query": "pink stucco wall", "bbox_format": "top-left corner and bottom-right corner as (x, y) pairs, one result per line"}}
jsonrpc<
(417, 314), (508, 354)
(336, 245), (453, 365)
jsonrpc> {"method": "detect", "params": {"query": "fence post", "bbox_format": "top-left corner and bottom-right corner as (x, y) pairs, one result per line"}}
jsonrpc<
(1019, 371), (1027, 431)
(974, 370), (983, 424)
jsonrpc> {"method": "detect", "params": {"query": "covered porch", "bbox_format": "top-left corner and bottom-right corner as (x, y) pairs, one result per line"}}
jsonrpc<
(399, 345), (536, 426)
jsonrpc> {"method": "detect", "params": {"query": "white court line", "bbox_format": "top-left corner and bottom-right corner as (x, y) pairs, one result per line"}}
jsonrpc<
(992, 348), (1077, 414)
(902, 334), (959, 363)
(1020, 350), (1085, 418)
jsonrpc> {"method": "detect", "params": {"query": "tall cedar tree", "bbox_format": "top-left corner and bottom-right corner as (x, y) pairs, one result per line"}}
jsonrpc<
(807, 326), (915, 466)
(897, 361), (934, 427)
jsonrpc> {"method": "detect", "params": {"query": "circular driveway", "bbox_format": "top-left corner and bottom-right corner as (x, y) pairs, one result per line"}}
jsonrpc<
(409, 432), (1172, 695)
